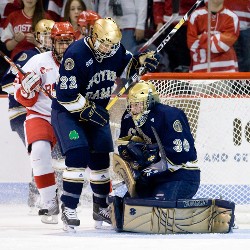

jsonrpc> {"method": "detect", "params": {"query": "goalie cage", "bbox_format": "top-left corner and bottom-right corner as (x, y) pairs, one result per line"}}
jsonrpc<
(108, 72), (250, 225)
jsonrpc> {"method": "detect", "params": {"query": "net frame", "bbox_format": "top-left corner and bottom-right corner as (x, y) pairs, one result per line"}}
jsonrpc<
(138, 73), (250, 208)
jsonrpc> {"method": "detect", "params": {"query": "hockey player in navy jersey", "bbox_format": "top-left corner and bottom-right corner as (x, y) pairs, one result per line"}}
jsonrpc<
(115, 80), (200, 200)
(51, 17), (160, 231)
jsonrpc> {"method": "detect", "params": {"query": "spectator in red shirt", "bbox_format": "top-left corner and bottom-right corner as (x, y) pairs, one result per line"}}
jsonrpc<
(1, 0), (49, 60)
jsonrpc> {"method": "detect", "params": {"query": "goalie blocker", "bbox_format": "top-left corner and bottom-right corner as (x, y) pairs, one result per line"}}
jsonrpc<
(109, 196), (235, 234)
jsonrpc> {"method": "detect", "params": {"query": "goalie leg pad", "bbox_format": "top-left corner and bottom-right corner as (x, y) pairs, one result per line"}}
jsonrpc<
(113, 153), (140, 197)
(112, 198), (235, 234)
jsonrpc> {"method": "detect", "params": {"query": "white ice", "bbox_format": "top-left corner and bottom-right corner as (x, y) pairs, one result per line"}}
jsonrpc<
(0, 204), (250, 250)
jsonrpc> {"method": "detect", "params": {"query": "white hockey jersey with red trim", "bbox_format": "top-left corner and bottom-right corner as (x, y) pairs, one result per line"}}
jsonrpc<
(187, 6), (240, 72)
(14, 51), (58, 121)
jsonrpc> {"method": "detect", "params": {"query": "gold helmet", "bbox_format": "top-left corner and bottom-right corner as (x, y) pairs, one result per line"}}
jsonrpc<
(35, 19), (55, 51)
(127, 80), (160, 127)
(91, 17), (122, 62)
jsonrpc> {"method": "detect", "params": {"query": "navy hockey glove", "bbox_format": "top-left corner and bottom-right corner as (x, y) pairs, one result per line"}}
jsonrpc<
(126, 141), (159, 168)
(126, 51), (160, 79)
(138, 51), (160, 73)
(80, 100), (109, 126)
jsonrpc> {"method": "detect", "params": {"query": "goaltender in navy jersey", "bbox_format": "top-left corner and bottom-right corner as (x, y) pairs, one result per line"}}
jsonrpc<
(52, 37), (131, 112)
(117, 79), (200, 200)
(119, 103), (200, 182)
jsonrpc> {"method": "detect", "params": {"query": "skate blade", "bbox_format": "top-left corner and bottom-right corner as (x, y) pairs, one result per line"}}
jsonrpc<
(94, 220), (103, 229)
(40, 214), (58, 224)
(94, 220), (113, 230)
(63, 223), (77, 233)
(28, 207), (39, 216)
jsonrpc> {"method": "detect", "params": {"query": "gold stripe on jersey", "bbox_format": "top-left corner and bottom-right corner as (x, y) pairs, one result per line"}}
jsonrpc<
(58, 93), (86, 112)
(167, 158), (199, 172)
(2, 82), (14, 94)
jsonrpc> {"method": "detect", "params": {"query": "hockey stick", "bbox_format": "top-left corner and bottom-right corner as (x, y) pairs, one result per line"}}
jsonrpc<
(0, 50), (53, 99)
(151, 126), (167, 172)
(139, 0), (180, 52)
(106, 0), (204, 111)
(138, 13), (178, 53)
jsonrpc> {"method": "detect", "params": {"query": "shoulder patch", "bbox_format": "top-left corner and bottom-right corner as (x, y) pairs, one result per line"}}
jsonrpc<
(18, 53), (27, 61)
(64, 58), (75, 70)
(173, 120), (183, 132)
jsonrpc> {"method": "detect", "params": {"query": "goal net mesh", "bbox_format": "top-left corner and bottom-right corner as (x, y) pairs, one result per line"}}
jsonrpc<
(109, 73), (250, 212)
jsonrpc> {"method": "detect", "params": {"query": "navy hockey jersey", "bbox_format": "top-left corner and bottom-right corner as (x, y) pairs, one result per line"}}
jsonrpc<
(119, 103), (198, 166)
(52, 37), (132, 118)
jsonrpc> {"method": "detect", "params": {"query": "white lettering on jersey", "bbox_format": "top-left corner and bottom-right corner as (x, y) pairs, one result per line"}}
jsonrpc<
(86, 58), (93, 67)
(85, 86), (113, 100)
(59, 76), (68, 89)
(69, 76), (77, 89)
(87, 70), (116, 90)
(14, 24), (32, 33)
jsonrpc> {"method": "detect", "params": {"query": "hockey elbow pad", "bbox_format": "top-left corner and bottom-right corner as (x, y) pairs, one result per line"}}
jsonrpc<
(80, 100), (109, 127)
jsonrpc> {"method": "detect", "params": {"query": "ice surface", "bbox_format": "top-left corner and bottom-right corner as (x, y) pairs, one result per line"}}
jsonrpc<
(0, 204), (250, 250)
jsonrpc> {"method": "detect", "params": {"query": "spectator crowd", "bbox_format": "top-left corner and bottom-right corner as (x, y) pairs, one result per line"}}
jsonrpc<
(1, 0), (250, 87)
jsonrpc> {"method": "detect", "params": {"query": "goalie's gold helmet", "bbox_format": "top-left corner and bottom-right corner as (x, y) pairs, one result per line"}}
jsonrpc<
(91, 17), (122, 62)
(35, 19), (55, 51)
(127, 80), (160, 127)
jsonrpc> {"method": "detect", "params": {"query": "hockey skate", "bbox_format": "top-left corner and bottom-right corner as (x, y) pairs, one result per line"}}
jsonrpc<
(38, 195), (59, 224)
(27, 180), (41, 215)
(61, 204), (80, 232)
(93, 202), (111, 229)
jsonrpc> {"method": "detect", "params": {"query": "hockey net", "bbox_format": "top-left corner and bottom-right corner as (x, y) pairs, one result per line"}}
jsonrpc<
(109, 72), (250, 224)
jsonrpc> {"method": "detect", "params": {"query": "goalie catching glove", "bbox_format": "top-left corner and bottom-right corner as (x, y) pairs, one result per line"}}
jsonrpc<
(80, 100), (109, 126)
(118, 141), (160, 168)
(126, 51), (160, 79)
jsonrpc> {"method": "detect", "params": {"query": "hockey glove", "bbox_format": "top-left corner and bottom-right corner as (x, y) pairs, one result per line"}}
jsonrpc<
(80, 100), (109, 126)
(126, 141), (159, 168)
(141, 160), (168, 178)
(126, 50), (160, 79)
(21, 71), (41, 94)
(138, 51), (160, 73)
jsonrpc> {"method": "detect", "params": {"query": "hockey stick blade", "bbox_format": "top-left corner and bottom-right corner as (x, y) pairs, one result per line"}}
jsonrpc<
(151, 126), (167, 171)
(0, 50), (53, 99)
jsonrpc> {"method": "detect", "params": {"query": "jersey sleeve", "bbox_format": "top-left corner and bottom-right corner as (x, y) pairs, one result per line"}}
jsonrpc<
(14, 56), (40, 107)
(55, 47), (87, 121)
(161, 108), (197, 165)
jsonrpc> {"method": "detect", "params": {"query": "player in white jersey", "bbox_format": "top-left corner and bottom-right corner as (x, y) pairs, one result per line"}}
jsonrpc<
(13, 22), (75, 224)
(1, 19), (55, 212)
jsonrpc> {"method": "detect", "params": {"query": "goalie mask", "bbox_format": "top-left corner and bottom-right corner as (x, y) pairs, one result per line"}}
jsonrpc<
(90, 17), (122, 62)
(127, 80), (160, 127)
(51, 22), (76, 63)
(35, 19), (55, 51)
